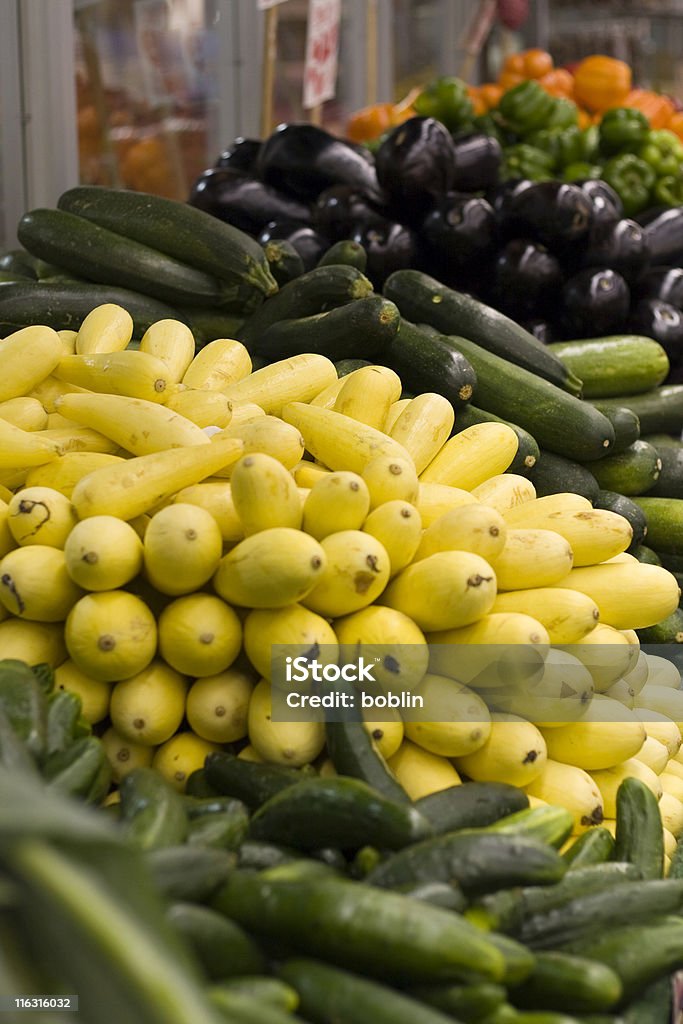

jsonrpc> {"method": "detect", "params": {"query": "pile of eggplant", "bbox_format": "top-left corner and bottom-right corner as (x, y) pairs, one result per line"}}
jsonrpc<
(190, 118), (683, 376)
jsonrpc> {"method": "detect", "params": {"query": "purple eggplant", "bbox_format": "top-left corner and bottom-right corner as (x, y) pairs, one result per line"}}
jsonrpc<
(575, 179), (623, 228)
(257, 123), (379, 202)
(257, 222), (330, 272)
(215, 138), (262, 174)
(579, 219), (650, 280)
(561, 267), (630, 337)
(375, 117), (457, 223)
(636, 207), (683, 265)
(451, 133), (502, 193)
(351, 220), (416, 289)
(498, 181), (594, 247)
(189, 169), (311, 235)
(421, 195), (496, 270)
(312, 185), (386, 242)
(492, 239), (563, 317)
(636, 267), (683, 310)
(520, 318), (557, 345)
(630, 298), (683, 367)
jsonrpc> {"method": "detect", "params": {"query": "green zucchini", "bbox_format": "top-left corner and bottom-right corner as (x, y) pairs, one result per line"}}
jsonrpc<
(562, 827), (615, 868)
(45, 690), (84, 757)
(451, 404), (540, 474)
(261, 857), (340, 883)
(18, 208), (234, 308)
(383, 269), (582, 395)
(248, 777), (431, 851)
(184, 769), (222, 799)
(237, 265), (373, 349)
(614, 777), (664, 881)
(211, 977), (300, 1014)
(166, 902), (265, 980)
(485, 805), (573, 849)
(415, 782), (529, 835)
(587, 441), (661, 496)
(530, 451), (600, 502)
(629, 545), (661, 565)
(636, 608), (683, 643)
(209, 988), (307, 1024)
(350, 845), (382, 878)
(250, 295), (400, 362)
(590, 405), (641, 456)
(484, 931), (537, 985)
(366, 832), (566, 894)
(187, 808), (249, 850)
(0, 269), (33, 285)
(0, 706), (40, 776)
(335, 358), (371, 377)
(183, 795), (247, 819)
(237, 841), (297, 870)
(318, 239), (368, 272)
(144, 845), (236, 903)
(622, 975), (672, 1024)
(397, 880), (467, 912)
(385, 318), (476, 408)
(593, 492), (648, 550)
(0, 280), (182, 337)
(204, 751), (314, 809)
(409, 981), (507, 1023)
(0, 249), (37, 278)
(177, 308), (245, 348)
(547, 337), (669, 398)
(57, 184), (277, 298)
(264, 239), (305, 286)
(119, 767), (188, 851)
(0, 659), (47, 760)
(591, 386), (683, 435)
(511, 952), (622, 1014)
(213, 872), (505, 982)
(435, 334), (614, 462)
(44, 736), (110, 802)
(646, 441), (683, 499)
(632, 496), (683, 554)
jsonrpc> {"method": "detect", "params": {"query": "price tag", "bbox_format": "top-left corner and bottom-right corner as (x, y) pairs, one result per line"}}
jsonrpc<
(303, 0), (341, 110)
(257, 1), (288, 9)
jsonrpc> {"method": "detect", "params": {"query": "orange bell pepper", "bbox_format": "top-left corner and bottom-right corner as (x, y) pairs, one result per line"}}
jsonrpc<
(668, 112), (683, 141)
(502, 52), (526, 76)
(479, 83), (504, 111)
(498, 70), (526, 91)
(573, 55), (632, 112)
(538, 68), (575, 99)
(523, 48), (554, 80)
(346, 103), (395, 144)
(623, 89), (675, 129)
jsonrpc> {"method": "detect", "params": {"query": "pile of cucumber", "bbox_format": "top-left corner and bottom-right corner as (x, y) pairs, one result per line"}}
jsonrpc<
(2, 653), (683, 1024)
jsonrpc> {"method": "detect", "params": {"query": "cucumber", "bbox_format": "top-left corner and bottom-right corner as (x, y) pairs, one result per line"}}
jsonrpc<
(18, 208), (234, 308)
(205, 751), (314, 809)
(318, 240), (368, 272)
(184, 796), (248, 819)
(209, 988), (308, 1024)
(261, 857), (340, 883)
(630, 545), (661, 565)
(144, 845), (236, 903)
(0, 269), (34, 285)
(57, 184), (277, 298)
(646, 441), (683, 499)
(44, 736), (110, 802)
(435, 334), (614, 462)
(592, 491), (648, 550)
(166, 902), (265, 980)
(0, 706), (41, 776)
(385, 318), (476, 408)
(485, 806), (574, 849)
(187, 808), (249, 850)
(591, 386), (683, 434)
(563, 827), (615, 869)
(279, 959), (457, 1024)
(484, 931), (536, 985)
(366, 832), (567, 894)
(177, 308), (245, 348)
(335, 358), (372, 377)
(237, 841), (298, 871)
(622, 975), (672, 1024)
(0, 249), (37, 278)
(237, 265), (373, 349)
(0, 659), (47, 760)
(632, 497), (683, 554)
(409, 982), (507, 1023)
(636, 608), (683, 643)
(591, 405), (641, 456)
(511, 952), (622, 1014)
(119, 767), (188, 851)
(248, 777), (431, 851)
(264, 239), (305, 286)
(213, 872), (505, 982)
(415, 782), (529, 835)
(614, 777), (664, 881)
(530, 451), (600, 502)
(383, 269), (582, 395)
(210, 977), (300, 1014)
(0, 281), (182, 337)
(451, 404), (540, 474)
(250, 295), (400, 362)
(588, 441), (662, 496)
(184, 770), (222, 799)
(547, 337), (669, 399)
(397, 880), (467, 912)
(670, 833), (683, 878)
(350, 845), (382, 878)
(45, 690), (84, 757)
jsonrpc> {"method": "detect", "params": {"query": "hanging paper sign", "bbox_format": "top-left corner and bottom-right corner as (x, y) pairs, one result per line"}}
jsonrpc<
(303, 0), (341, 109)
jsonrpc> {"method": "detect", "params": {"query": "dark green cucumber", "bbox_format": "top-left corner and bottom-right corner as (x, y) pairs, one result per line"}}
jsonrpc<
(250, 295), (400, 362)
(646, 441), (683, 499)
(630, 544), (661, 565)
(119, 767), (188, 851)
(43, 736), (110, 801)
(166, 902), (265, 980)
(45, 690), (84, 757)
(184, 770), (222, 799)
(484, 931), (536, 985)
(670, 834), (683, 878)
(593, 491), (648, 550)
(415, 782), (529, 835)
(397, 880), (467, 913)
(530, 451), (600, 502)
(204, 751), (314, 809)
(588, 441), (662, 496)
(563, 827), (615, 868)
(144, 845), (236, 903)
(0, 281), (182, 337)
(0, 706), (40, 776)
(335, 358), (372, 377)
(213, 872), (505, 983)
(409, 981), (506, 1023)
(366, 831), (566, 894)
(632, 496), (683, 554)
(451, 404), (540, 474)
(436, 334), (614, 461)
(485, 806), (573, 849)
(622, 975), (672, 1024)
(57, 184), (277, 298)
(385, 318), (476, 408)
(209, 988), (308, 1024)
(211, 977), (300, 1014)
(0, 249), (37, 278)
(591, 405), (641, 456)
(0, 270), (33, 285)
(637, 608), (683, 643)
(614, 777), (664, 881)
(264, 239), (305, 286)
(237, 841), (298, 870)
(187, 808), (249, 850)
(512, 952), (622, 1014)
(547, 337), (669, 399)
(184, 796), (247, 819)
(18, 208), (234, 308)
(318, 239), (368, 272)
(261, 857), (340, 882)
(248, 777), (431, 851)
(237, 265), (373, 349)
(383, 269), (582, 395)
(0, 659), (47, 760)
(590, 386), (683, 434)
(177, 308), (245, 348)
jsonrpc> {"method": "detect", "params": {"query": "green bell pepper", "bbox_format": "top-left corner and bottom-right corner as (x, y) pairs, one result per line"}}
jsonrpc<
(579, 124), (600, 162)
(653, 174), (683, 207)
(414, 76), (474, 131)
(602, 153), (656, 217)
(498, 80), (558, 136)
(638, 128), (683, 178)
(472, 112), (509, 146)
(527, 125), (585, 171)
(563, 162), (604, 183)
(501, 143), (555, 182)
(599, 107), (650, 155)
(545, 97), (579, 130)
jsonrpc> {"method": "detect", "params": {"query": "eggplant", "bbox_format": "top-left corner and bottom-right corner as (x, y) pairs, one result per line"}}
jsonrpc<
(488, 178), (535, 216)
(492, 239), (563, 318)
(189, 169), (311, 235)
(561, 268), (630, 338)
(451, 133), (502, 193)
(576, 179), (623, 228)
(520, 318), (557, 345)
(629, 298), (683, 367)
(312, 185), (386, 242)
(257, 123), (379, 202)
(637, 207), (683, 266)
(215, 137), (262, 174)
(498, 181), (594, 247)
(420, 195), (496, 272)
(375, 117), (457, 223)
(579, 218), (650, 280)
(351, 220), (416, 289)
(257, 222), (330, 272)
(636, 267), (683, 310)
